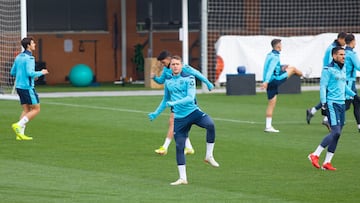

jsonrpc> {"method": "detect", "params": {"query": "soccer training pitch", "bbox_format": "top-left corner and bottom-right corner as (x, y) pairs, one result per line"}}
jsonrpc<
(1, 91), (359, 202)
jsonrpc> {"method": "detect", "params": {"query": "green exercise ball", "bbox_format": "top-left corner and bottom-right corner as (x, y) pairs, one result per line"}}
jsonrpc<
(69, 64), (93, 87)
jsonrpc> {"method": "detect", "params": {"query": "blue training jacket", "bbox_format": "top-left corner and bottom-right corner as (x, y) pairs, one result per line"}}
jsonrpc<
(345, 46), (360, 83)
(320, 61), (355, 104)
(150, 71), (199, 119)
(323, 40), (341, 67)
(10, 50), (43, 89)
(262, 50), (287, 83)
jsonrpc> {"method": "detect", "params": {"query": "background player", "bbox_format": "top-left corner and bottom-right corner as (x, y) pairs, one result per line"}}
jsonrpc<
(262, 39), (306, 132)
(306, 32), (347, 130)
(10, 37), (49, 140)
(308, 46), (357, 171)
(344, 33), (360, 132)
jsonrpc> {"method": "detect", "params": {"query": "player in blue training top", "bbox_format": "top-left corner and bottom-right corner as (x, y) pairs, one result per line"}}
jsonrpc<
(261, 39), (306, 133)
(10, 37), (49, 140)
(308, 46), (357, 171)
(344, 34), (360, 132)
(148, 55), (219, 186)
(306, 32), (347, 130)
(150, 50), (214, 156)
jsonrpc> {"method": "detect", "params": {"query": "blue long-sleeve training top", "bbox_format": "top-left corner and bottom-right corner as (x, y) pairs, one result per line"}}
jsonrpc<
(10, 50), (44, 89)
(151, 71), (199, 119)
(262, 50), (286, 83)
(320, 61), (355, 104)
(345, 46), (360, 82)
(323, 40), (341, 67)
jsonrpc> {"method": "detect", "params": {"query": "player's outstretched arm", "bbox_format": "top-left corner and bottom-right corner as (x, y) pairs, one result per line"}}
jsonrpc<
(148, 85), (170, 121)
(148, 99), (166, 121)
(152, 67), (168, 84)
(183, 64), (214, 91)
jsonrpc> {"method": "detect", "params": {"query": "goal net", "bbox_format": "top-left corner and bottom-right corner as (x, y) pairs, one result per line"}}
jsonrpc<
(0, 0), (21, 96)
(206, 0), (360, 86)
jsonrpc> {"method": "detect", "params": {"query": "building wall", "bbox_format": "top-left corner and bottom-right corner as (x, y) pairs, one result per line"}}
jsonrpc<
(29, 0), (200, 85)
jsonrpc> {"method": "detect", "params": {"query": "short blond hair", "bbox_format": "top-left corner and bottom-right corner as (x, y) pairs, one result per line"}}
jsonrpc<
(171, 55), (182, 62)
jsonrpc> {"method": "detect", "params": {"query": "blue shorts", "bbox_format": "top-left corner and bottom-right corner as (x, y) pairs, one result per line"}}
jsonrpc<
(326, 102), (345, 126)
(174, 109), (215, 142)
(173, 109), (215, 166)
(266, 78), (287, 100)
(16, 88), (40, 105)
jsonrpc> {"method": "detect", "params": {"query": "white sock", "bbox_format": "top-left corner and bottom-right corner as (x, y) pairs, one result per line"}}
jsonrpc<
(185, 137), (193, 149)
(323, 116), (328, 122)
(266, 117), (272, 128)
(311, 107), (317, 115)
(206, 142), (215, 158)
(178, 165), (187, 181)
(357, 124), (360, 129)
(20, 125), (26, 135)
(18, 116), (29, 127)
(324, 151), (334, 164)
(313, 145), (324, 157)
(163, 137), (172, 149)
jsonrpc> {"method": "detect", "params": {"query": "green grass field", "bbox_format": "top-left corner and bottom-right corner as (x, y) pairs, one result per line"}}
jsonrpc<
(1, 91), (360, 202)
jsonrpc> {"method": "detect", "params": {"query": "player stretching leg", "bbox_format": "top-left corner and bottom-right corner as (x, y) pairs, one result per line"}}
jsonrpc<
(261, 39), (307, 133)
(151, 50), (214, 155)
(149, 55), (219, 185)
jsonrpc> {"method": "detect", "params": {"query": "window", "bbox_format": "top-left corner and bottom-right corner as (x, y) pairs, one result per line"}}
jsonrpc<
(136, 0), (201, 31)
(260, 0), (360, 28)
(27, 0), (107, 32)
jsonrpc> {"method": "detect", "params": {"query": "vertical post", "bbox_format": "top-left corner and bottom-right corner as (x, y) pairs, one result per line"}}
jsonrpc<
(121, 0), (127, 80)
(182, 0), (189, 64)
(15, 0), (27, 94)
(201, 0), (208, 92)
(20, 0), (27, 40)
(148, 0), (153, 57)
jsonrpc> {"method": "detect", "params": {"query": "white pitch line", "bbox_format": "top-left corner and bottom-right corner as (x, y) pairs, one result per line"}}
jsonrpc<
(44, 101), (314, 125)
(44, 101), (145, 114)
(212, 117), (260, 124)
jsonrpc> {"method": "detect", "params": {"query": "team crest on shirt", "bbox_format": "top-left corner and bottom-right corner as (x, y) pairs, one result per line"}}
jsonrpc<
(190, 80), (194, 86)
